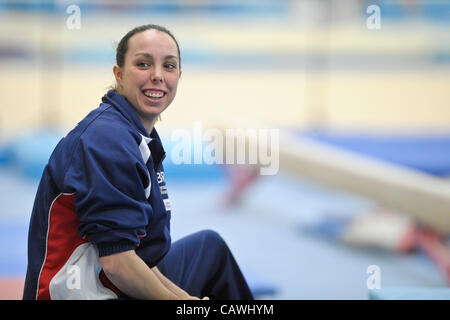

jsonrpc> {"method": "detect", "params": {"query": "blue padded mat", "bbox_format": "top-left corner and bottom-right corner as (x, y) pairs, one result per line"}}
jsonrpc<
(0, 223), (28, 276)
(241, 268), (278, 297)
(299, 129), (450, 177)
(369, 288), (450, 300)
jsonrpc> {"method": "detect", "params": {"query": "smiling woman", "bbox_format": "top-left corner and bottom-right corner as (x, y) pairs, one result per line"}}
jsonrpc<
(113, 24), (182, 132)
(22, 24), (254, 300)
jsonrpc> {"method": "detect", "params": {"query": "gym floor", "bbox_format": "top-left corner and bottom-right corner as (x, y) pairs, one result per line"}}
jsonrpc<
(0, 158), (446, 299)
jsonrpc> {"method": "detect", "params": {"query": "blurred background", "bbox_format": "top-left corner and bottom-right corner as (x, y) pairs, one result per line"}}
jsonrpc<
(1, 0), (450, 300)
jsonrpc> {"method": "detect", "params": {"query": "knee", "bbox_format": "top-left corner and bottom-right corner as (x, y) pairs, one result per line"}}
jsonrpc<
(199, 229), (228, 252)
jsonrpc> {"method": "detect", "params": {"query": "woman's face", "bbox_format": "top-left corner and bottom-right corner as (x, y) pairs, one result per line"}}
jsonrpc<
(113, 29), (181, 131)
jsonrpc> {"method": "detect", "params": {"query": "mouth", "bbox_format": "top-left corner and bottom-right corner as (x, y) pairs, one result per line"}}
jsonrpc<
(142, 88), (166, 102)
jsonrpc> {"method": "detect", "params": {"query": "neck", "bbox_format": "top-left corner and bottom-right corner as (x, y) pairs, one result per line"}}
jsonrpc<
(141, 117), (157, 134)
(115, 88), (157, 135)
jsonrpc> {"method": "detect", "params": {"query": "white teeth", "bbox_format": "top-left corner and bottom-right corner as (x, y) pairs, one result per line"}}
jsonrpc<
(144, 91), (164, 98)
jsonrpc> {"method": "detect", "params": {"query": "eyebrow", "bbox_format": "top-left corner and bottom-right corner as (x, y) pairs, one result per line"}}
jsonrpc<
(135, 52), (178, 60)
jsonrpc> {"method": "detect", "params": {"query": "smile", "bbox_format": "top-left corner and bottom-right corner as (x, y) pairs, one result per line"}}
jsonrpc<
(143, 89), (166, 99)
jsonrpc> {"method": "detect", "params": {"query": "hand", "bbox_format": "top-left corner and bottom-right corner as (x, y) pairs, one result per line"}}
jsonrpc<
(186, 295), (210, 300)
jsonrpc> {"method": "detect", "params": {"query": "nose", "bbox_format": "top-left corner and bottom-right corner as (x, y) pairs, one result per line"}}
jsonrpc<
(151, 65), (163, 83)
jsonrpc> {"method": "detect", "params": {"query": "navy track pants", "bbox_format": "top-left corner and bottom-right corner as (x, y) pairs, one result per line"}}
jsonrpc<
(157, 229), (254, 300)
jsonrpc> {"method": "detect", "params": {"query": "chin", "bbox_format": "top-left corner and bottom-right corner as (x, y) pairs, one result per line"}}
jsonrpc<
(141, 106), (167, 120)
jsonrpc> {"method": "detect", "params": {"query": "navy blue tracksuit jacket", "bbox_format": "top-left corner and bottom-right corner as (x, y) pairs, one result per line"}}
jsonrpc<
(23, 90), (253, 300)
(23, 90), (171, 299)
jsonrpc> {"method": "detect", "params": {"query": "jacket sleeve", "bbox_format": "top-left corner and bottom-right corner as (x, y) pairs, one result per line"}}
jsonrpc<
(64, 124), (152, 257)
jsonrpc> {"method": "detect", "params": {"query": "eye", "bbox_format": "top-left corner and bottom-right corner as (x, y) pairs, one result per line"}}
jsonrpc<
(164, 63), (177, 70)
(137, 62), (150, 68)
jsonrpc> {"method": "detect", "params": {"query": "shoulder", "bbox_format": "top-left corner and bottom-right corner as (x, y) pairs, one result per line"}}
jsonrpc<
(62, 103), (147, 178)
(50, 103), (146, 191)
(78, 103), (142, 151)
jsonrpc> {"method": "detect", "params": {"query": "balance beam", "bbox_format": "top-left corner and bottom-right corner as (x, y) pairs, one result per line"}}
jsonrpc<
(212, 116), (450, 234)
(277, 131), (450, 234)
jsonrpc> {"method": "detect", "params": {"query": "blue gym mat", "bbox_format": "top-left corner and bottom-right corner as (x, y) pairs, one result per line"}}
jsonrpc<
(369, 288), (450, 300)
(299, 129), (450, 177)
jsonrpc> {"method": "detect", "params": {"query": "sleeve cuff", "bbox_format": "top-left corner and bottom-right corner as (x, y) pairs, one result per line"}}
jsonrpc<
(96, 240), (137, 257)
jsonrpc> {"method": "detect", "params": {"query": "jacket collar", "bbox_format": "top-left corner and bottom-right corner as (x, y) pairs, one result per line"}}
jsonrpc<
(102, 90), (166, 167)
(102, 89), (150, 138)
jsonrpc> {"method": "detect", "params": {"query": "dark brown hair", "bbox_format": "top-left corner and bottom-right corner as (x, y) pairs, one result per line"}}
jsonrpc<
(116, 24), (181, 69)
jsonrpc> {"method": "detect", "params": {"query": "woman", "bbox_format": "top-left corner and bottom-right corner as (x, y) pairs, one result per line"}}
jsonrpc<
(23, 24), (254, 300)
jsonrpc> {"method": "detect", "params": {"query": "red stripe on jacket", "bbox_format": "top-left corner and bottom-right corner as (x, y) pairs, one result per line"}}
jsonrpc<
(37, 193), (88, 300)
